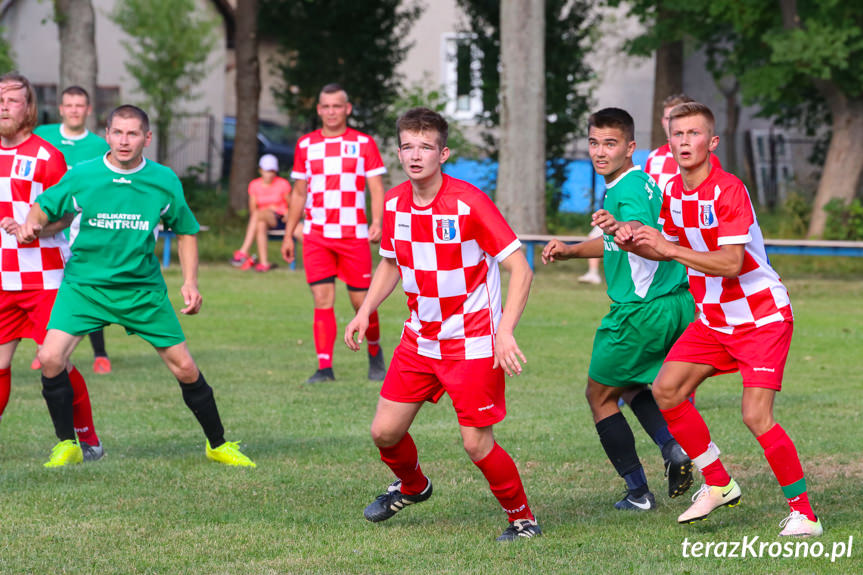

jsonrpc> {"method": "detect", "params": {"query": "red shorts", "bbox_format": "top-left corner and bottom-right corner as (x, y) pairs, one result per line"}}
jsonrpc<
(381, 344), (507, 427)
(302, 233), (372, 289)
(666, 320), (793, 390)
(0, 289), (57, 345)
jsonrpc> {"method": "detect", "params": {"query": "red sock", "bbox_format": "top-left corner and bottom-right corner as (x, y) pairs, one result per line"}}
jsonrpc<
(0, 367), (10, 418)
(313, 308), (336, 369)
(366, 311), (381, 356)
(757, 424), (816, 521)
(68, 366), (99, 445)
(378, 433), (427, 495)
(473, 443), (533, 522)
(661, 400), (731, 486)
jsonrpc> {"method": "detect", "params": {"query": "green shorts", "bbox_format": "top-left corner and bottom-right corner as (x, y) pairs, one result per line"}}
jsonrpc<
(588, 287), (695, 387)
(48, 283), (186, 348)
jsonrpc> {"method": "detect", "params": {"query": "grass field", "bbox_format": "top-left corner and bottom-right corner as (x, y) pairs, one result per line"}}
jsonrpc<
(1, 260), (860, 574)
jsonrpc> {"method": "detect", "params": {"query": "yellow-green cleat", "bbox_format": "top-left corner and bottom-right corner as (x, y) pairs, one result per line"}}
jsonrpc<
(44, 439), (84, 468)
(206, 440), (256, 467)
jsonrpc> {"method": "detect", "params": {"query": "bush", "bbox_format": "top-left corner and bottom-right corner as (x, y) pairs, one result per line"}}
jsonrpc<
(823, 198), (863, 240)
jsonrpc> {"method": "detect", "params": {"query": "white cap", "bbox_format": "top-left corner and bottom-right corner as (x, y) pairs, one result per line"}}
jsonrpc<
(258, 154), (278, 172)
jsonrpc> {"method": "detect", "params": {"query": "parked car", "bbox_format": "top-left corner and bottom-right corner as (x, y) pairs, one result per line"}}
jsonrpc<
(222, 116), (296, 179)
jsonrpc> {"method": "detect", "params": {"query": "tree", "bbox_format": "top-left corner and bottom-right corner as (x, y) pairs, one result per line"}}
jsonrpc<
(0, 28), (14, 72)
(497, 0), (545, 234)
(111, 0), (217, 163)
(228, 0), (262, 213)
(53, 0), (97, 131)
(259, 0), (422, 137)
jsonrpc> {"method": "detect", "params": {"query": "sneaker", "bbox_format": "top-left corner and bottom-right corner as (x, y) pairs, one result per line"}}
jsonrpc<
(662, 440), (693, 498)
(31, 355), (41, 370)
(239, 257), (256, 271)
(678, 479), (742, 524)
(254, 262), (277, 272)
(231, 250), (249, 267)
(779, 511), (823, 537)
(305, 367), (335, 384)
(578, 271), (602, 284)
(364, 477), (433, 522)
(205, 440), (256, 467)
(496, 518), (543, 541)
(80, 440), (105, 462)
(43, 439), (84, 468)
(368, 348), (386, 381)
(93, 356), (112, 374)
(615, 490), (656, 511)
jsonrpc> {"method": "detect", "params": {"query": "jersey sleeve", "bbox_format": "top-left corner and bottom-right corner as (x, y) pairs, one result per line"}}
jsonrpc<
(616, 176), (661, 230)
(716, 179), (753, 246)
(378, 192), (397, 259)
(291, 138), (307, 181)
(42, 148), (68, 189)
(161, 173), (200, 235)
(36, 170), (76, 222)
(363, 136), (387, 178)
(467, 192), (520, 261)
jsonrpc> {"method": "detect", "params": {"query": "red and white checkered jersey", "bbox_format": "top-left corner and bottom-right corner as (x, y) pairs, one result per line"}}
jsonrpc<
(646, 143), (722, 192)
(660, 166), (792, 333)
(0, 134), (69, 291)
(291, 127), (386, 239)
(380, 175), (521, 360)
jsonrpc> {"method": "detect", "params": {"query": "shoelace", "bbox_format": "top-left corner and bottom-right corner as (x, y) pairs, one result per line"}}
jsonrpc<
(690, 484), (711, 503)
(779, 510), (803, 528)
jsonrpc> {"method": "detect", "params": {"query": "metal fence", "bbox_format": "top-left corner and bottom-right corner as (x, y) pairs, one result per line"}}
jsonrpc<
(165, 114), (221, 184)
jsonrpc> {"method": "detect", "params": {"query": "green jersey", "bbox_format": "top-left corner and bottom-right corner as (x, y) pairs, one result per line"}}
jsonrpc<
(37, 156), (199, 290)
(34, 124), (110, 168)
(601, 166), (688, 304)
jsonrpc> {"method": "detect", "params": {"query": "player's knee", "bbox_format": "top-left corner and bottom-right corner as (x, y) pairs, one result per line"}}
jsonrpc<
(650, 378), (677, 408)
(369, 422), (402, 448)
(461, 435), (493, 461)
(741, 404), (774, 436)
(37, 346), (65, 375)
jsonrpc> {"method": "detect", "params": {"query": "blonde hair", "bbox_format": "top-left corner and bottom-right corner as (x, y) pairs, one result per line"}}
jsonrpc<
(0, 72), (38, 133)
(668, 102), (716, 135)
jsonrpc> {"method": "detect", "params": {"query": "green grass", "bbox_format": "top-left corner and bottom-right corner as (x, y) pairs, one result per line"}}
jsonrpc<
(1, 264), (860, 574)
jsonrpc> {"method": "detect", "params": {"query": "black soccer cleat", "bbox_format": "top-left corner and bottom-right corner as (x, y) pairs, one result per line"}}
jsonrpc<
(662, 440), (694, 498)
(496, 518), (543, 541)
(363, 477), (432, 522)
(305, 367), (335, 384)
(614, 490), (656, 511)
(367, 348), (387, 381)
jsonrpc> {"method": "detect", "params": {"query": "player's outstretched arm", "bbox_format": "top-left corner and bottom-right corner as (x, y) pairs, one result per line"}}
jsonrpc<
(176, 234), (203, 315)
(495, 249), (532, 376)
(632, 225), (745, 277)
(541, 236), (603, 264)
(281, 179), (307, 263)
(366, 175), (385, 243)
(345, 257), (401, 351)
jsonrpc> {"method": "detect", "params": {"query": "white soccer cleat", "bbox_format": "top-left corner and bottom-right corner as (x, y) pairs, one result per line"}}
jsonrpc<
(578, 271), (602, 285)
(677, 479), (741, 524)
(779, 510), (823, 537)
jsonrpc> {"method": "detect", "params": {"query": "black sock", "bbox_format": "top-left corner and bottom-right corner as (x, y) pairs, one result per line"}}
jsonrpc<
(629, 388), (673, 449)
(88, 329), (107, 358)
(179, 372), (225, 448)
(42, 370), (76, 441)
(596, 412), (648, 496)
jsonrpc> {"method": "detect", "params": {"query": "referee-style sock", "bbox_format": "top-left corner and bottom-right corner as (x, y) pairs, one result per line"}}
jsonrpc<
(661, 400), (730, 486)
(629, 388), (674, 448)
(378, 432), (427, 495)
(0, 367), (10, 419)
(313, 308), (336, 369)
(473, 442), (534, 522)
(179, 372), (226, 449)
(596, 412), (649, 496)
(88, 329), (107, 358)
(68, 366), (99, 445)
(41, 370), (77, 441)
(757, 424), (816, 522)
(366, 311), (381, 357)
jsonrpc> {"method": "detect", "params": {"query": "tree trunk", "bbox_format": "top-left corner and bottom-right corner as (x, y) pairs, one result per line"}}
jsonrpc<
(53, 0), (97, 131)
(651, 38), (683, 149)
(497, 0), (545, 234)
(719, 81), (739, 176)
(228, 0), (261, 215)
(807, 96), (863, 238)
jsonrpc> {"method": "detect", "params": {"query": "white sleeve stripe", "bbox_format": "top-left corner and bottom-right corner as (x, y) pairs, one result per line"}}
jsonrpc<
(494, 239), (521, 262)
(366, 166), (387, 178)
(717, 234), (751, 246)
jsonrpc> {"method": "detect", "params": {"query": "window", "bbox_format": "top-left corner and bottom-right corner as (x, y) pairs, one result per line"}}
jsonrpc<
(442, 33), (483, 121)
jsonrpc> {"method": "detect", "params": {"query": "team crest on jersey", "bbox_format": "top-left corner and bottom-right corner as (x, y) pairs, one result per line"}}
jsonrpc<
(699, 203), (716, 228)
(342, 142), (359, 157)
(433, 215), (459, 242)
(12, 156), (35, 180)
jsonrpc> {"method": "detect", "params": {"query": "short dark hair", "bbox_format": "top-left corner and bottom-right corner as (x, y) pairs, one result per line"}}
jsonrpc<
(668, 102), (715, 135)
(320, 83), (348, 101)
(396, 107), (449, 149)
(587, 107), (635, 143)
(0, 72), (38, 133)
(662, 93), (695, 109)
(61, 85), (90, 105)
(106, 105), (150, 132)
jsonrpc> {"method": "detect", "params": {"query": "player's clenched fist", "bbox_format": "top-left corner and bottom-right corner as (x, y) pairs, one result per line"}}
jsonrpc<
(541, 239), (571, 264)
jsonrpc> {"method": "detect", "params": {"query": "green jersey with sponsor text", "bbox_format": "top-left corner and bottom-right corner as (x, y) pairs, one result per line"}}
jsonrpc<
(34, 124), (110, 168)
(37, 156), (199, 290)
(601, 166), (688, 303)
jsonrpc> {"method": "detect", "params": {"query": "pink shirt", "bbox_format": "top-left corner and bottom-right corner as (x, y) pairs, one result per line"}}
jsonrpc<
(248, 176), (290, 215)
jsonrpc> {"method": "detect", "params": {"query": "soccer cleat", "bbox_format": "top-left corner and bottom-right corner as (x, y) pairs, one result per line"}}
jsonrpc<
(44, 439), (84, 468)
(368, 348), (386, 381)
(496, 518), (543, 541)
(678, 479), (742, 524)
(363, 477), (433, 522)
(615, 490), (656, 511)
(93, 356), (112, 374)
(80, 441), (105, 462)
(578, 271), (602, 285)
(779, 511), (823, 537)
(206, 440), (256, 467)
(305, 367), (335, 384)
(254, 262), (277, 273)
(662, 440), (694, 498)
(231, 250), (249, 267)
